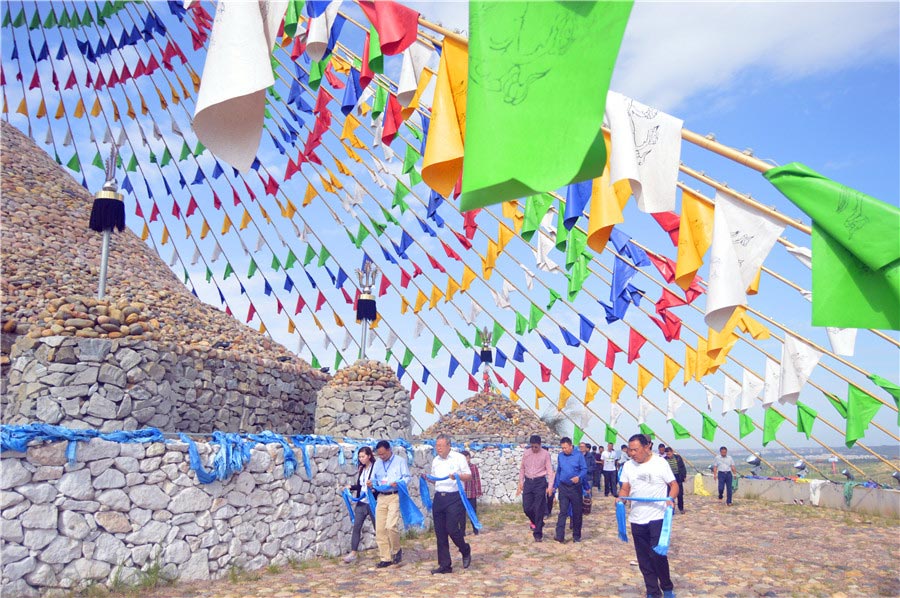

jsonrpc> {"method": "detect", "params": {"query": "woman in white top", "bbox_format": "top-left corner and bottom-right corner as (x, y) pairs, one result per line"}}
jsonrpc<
(344, 446), (375, 563)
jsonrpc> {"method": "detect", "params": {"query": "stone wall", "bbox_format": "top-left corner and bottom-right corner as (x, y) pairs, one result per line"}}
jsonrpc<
(1, 336), (328, 434)
(314, 360), (410, 439)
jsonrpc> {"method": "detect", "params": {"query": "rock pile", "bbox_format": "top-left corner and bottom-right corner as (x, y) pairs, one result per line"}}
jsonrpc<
(421, 391), (558, 444)
(314, 360), (410, 439)
(0, 121), (306, 366)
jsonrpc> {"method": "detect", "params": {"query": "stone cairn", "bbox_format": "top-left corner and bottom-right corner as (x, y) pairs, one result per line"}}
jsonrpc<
(314, 360), (411, 439)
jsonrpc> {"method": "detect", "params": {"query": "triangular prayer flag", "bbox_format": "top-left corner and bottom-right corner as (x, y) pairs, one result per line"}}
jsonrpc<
(605, 424), (619, 445)
(637, 365), (652, 396)
(662, 355), (681, 391)
(611, 373), (625, 403)
(670, 419), (690, 440)
(845, 384), (883, 448)
(421, 37), (467, 197)
(627, 328), (645, 364)
(701, 413), (718, 442)
(675, 188), (714, 290)
(762, 408), (786, 446)
(738, 412), (754, 439)
(796, 402), (817, 439)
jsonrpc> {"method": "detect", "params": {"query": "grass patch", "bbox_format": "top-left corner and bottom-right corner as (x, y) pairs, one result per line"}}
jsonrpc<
(266, 564), (282, 575)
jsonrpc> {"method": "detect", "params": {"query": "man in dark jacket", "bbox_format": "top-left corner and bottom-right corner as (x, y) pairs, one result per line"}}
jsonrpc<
(664, 446), (687, 513)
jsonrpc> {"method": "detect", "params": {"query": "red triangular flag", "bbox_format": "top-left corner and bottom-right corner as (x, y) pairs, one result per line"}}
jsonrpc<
(315, 290), (326, 312)
(360, 32), (374, 90)
(453, 229), (472, 250)
(284, 157), (300, 181)
(605, 340), (623, 370)
(171, 200), (181, 220)
(323, 62), (345, 89)
(341, 287), (353, 304)
(399, 268), (411, 288)
(656, 288), (687, 313)
(513, 368), (525, 392)
(685, 278), (705, 304)
(246, 303), (256, 323)
(357, 0), (420, 55)
(314, 87), (332, 115)
(64, 71), (77, 90)
(134, 202), (144, 218)
(410, 381), (419, 401)
(411, 261), (423, 277)
(648, 252), (676, 284)
(468, 375), (479, 391)
(463, 209), (479, 239)
(276, 300), (283, 314)
(295, 295), (306, 314)
(627, 328), (646, 364)
(540, 363), (551, 383)
(381, 93), (403, 145)
(427, 254), (446, 274)
(649, 310), (682, 342)
(652, 211), (680, 246)
(583, 350), (599, 380)
(441, 241), (461, 261)
(149, 202), (160, 222)
(212, 192), (222, 210)
(263, 174), (279, 197)
(378, 275), (391, 296)
(435, 384), (445, 405)
(560, 356), (575, 386)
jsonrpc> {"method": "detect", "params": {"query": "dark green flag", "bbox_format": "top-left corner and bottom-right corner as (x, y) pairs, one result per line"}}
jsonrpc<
(764, 163), (900, 330)
(460, 0), (634, 210)
(796, 402), (817, 440)
(845, 384), (883, 448)
(762, 408), (786, 446)
(701, 413), (718, 442)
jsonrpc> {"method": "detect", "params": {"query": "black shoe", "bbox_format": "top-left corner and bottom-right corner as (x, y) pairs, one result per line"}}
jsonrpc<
(392, 550), (402, 564)
(554, 537), (565, 544)
(573, 538), (582, 543)
(376, 561), (392, 568)
(462, 552), (471, 569)
(679, 510), (685, 514)
(431, 567), (452, 575)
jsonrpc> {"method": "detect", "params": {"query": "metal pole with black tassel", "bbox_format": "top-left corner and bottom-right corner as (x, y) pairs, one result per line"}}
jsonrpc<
(479, 325), (492, 393)
(355, 260), (379, 359)
(89, 145), (125, 299)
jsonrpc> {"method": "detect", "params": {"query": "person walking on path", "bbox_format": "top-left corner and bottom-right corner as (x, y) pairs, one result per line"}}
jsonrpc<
(369, 440), (409, 568)
(578, 442), (596, 497)
(421, 434), (472, 574)
(664, 447), (687, 514)
(553, 437), (586, 543)
(618, 433), (679, 598)
(600, 442), (620, 497)
(713, 446), (737, 506)
(344, 446), (376, 563)
(517, 434), (554, 542)
(461, 450), (483, 535)
(592, 446), (603, 491)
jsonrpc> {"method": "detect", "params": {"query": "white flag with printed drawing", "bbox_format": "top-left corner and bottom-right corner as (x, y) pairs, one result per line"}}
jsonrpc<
(610, 402), (623, 428)
(762, 357), (780, 408)
(778, 334), (822, 405)
(666, 389), (683, 420)
(193, 0), (288, 172)
(722, 377), (741, 415)
(638, 397), (651, 424)
(740, 369), (764, 412)
(705, 191), (785, 331)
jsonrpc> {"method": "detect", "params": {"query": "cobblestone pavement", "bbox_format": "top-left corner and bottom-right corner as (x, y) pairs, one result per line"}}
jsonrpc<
(130, 495), (898, 598)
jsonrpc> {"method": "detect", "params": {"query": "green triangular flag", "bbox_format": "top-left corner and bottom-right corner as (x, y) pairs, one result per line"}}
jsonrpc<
(492, 320), (504, 347)
(100, 1), (114, 19)
(334, 351), (343, 371)
(2, 9), (12, 27)
(285, 250), (298, 269)
(12, 8), (25, 27)
(92, 151), (105, 170)
(764, 163), (900, 330)
(183, 269), (189, 284)
(605, 424), (618, 444)
(271, 255), (282, 271)
(392, 180), (410, 211)
(521, 192), (554, 242)
(367, 25), (383, 74)
(149, 151), (157, 164)
(565, 228), (588, 271)
(223, 263), (234, 280)
(514, 312), (527, 335)
(308, 57), (330, 91)
(474, 328), (483, 346)
(345, 229), (358, 247)
(401, 348), (414, 368)
(701, 413), (718, 442)
(762, 408), (786, 447)
(311, 355), (321, 369)
(160, 147), (172, 167)
(528, 303), (544, 332)
(65, 153), (81, 172)
(406, 123), (423, 141)
(638, 423), (655, 441)
(456, 330), (472, 349)
(546, 289), (561, 311)
(43, 7), (57, 27)
(179, 142), (191, 161)
(126, 154), (137, 172)
(247, 259), (258, 278)
(317, 247), (331, 267)
(58, 8), (70, 27)
(573, 425), (584, 447)
(372, 85), (388, 120)
(868, 374), (900, 425)
(846, 384), (883, 448)
(354, 224), (370, 249)
(431, 336), (443, 359)
(283, 0), (304, 37)
(408, 169), (423, 187)
(738, 412), (754, 439)
(796, 402), (817, 440)
(81, 6), (94, 26)
(303, 245), (316, 266)
(28, 9), (41, 29)
(385, 349), (393, 363)
(370, 219), (387, 236)
(205, 268), (213, 283)
(402, 144), (419, 174)
(193, 141), (206, 156)
(381, 206), (399, 225)
(670, 419), (691, 440)
(555, 202), (569, 252)
(460, 0), (633, 210)
(567, 255), (589, 301)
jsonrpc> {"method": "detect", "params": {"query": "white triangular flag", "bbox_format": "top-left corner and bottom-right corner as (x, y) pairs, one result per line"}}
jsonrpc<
(638, 397), (651, 424)
(152, 121), (163, 140)
(666, 389), (683, 420)
(703, 384), (715, 411)
(341, 328), (353, 352)
(297, 336), (306, 354)
(367, 329), (376, 348)
(489, 287), (511, 310)
(117, 128), (127, 146)
(740, 369), (764, 412)
(382, 143), (396, 163)
(191, 246), (201, 265)
(605, 90), (684, 213)
(89, 127), (97, 143)
(722, 377), (741, 415)
(522, 268), (535, 291)
(193, 0), (288, 171)
(534, 231), (563, 273)
(501, 280), (516, 302)
(103, 125), (114, 144)
(778, 334), (822, 405)
(255, 233), (265, 252)
(610, 402), (623, 428)
(62, 128), (73, 147)
(171, 116), (183, 137)
(323, 333), (332, 350)
(414, 316), (425, 338)
(762, 358), (780, 408)
(44, 127), (54, 145)
(705, 191), (785, 331)
(397, 41), (433, 107)
(826, 327), (857, 357)
(169, 248), (178, 267)
(305, 0), (342, 62)
(211, 242), (223, 263)
(786, 245), (812, 269)
(385, 330), (398, 349)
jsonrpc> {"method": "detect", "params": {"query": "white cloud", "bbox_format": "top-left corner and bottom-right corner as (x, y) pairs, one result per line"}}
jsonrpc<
(611, 1), (899, 112)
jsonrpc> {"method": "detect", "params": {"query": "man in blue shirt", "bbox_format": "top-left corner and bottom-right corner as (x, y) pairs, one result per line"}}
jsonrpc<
(553, 437), (587, 543)
(368, 440), (410, 568)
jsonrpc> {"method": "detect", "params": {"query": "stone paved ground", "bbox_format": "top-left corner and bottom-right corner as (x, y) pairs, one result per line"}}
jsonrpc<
(116, 495), (898, 598)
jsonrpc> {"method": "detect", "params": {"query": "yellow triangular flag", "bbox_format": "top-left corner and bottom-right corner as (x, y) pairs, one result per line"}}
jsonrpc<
(341, 113), (362, 141)
(461, 265), (476, 292)
(425, 397), (435, 414)
(675, 188), (714, 290)
(401, 67), (434, 120)
(54, 99), (65, 120)
(400, 296), (410, 315)
(421, 38), (467, 197)
(343, 142), (363, 162)
(696, 337), (711, 381)
(259, 322), (266, 334)
(259, 205), (271, 225)
(200, 219), (210, 240)
(558, 385), (572, 411)
(328, 168), (343, 190)
(160, 226), (169, 245)
(320, 174), (335, 194)
(451, 399), (459, 410)
(335, 159), (351, 176)
(684, 345), (697, 385)
(585, 378), (599, 406)
(312, 315), (323, 330)
(90, 97), (102, 117)
(663, 355), (681, 391)
(587, 133), (631, 253)
(737, 312), (770, 340)
(637, 365), (652, 396)
(482, 239), (498, 279)
(287, 320), (295, 334)
(126, 96), (135, 119)
(429, 285), (443, 309)
(35, 99), (47, 119)
(611, 372), (626, 403)
(413, 290), (427, 313)
(334, 313), (343, 327)
(140, 223), (149, 241)
(283, 200), (297, 219)
(747, 268), (761, 295)
(221, 214), (233, 235)
(535, 387), (546, 410)
(303, 183), (318, 206)
(73, 98), (84, 118)
(445, 276), (460, 302)
(497, 223), (515, 252)
(140, 93), (149, 115)
(111, 100), (119, 122)
(510, 390), (519, 403)
(369, 313), (381, 329)
(239, 208), (251, 230)
(183, 223), (191, 239)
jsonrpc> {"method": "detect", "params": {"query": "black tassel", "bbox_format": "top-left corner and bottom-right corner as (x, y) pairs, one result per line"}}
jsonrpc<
(480, 349), (493, 364)
(89, 196), (125, 232)
(356, 297), (377, 321)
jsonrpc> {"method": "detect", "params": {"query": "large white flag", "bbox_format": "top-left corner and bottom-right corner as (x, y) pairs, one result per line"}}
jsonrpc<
(305, 0), (343, 62)
(605, 91), (683, 213)
(740, 369), (764, 412)
(397, 41), (434, 107)
(762, 358), (780, 408)
(722, 377), (741, 415)
(193, 0), (288, 171)
(638, 397), (652, 424)
(705, 191), (785, 331)
(666, 389), (683, 421)
(778, 334), (822, 405)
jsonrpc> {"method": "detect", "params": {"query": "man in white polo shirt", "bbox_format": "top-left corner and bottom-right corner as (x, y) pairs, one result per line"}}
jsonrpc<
(619, 433), (679, 598)
(421, 433), (472, 574)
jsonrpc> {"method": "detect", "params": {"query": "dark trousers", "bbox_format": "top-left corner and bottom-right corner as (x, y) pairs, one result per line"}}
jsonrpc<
(350, 502), (373, 551)
(522, 477), (547, 539)
(603, 470), (619, 497)
(433, 492), (470, 570)
(467, 497), (479, 534)
(675, 479), (684, 512)
(632, 519), (673, 598)
(555, 483), (582, 541)
(593, 469), (602, 490)
(718, 471), (733, 504)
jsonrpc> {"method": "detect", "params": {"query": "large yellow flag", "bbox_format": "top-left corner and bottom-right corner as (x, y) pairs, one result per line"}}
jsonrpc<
(422, 37), (467, 197)
(611, 372), (626, 403)
(303, 183), (318, 206)
(413, 290), (427, 313)
(429, 285), (443, 309)
(558, 385), (572, 411)
(461, 265), (476, 291)
(637, 365), (652, 396)
(675, 188), (714, 290)
(663, 355), (681, 390)
(445, 276), (460, 302)
(587, 133), (631, 253)
(585, 378), (600, 406)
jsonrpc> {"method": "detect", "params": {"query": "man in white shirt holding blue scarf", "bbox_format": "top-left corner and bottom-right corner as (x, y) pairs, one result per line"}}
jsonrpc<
(423, 433), (472, 574)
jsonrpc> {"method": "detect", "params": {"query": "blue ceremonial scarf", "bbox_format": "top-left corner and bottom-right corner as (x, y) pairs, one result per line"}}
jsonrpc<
(373, 481), (424, 528)
(422, 475), (483, 531)
(615, 497), (674, 556)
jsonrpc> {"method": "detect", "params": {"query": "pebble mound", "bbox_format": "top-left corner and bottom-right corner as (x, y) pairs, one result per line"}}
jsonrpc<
(421, 391), (558, 444)
(0, 122), (307, 366)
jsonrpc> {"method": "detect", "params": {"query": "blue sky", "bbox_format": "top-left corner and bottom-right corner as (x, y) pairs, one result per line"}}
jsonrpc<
(2, 1), (898, 469)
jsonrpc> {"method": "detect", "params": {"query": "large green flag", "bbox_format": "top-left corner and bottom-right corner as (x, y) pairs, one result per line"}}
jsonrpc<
(762, 408), (786, 446)
(605, 424), (618, 444)
(638, 423), (655, 442)
(845, 384), (883, 448)
(796, 402), (817, 440)
(701, 413), (718, 442)
(670, 419), (690, 440)
(492, 320), (504, 346)
(460, 0), (633, 210)
(764, 163), (900, 330)
(868, 374), (900, 425)
(573, 425), (585, 447)
(738, 412), (754, 439)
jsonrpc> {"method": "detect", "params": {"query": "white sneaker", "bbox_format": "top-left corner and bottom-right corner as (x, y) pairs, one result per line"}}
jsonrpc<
(343, 553), (357, 563)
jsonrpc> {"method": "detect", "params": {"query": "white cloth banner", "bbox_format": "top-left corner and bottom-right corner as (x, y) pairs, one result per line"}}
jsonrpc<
(666, 389), (684, 421)
(703, 384), (715, 412)
(740, 369), (764, 412)
(778, 334), (822, 405)
(193, 0), (287, 172)
(606, 90), (683, 213)
(490, 288), (511, 310)
(397, 41), (433, 107)
(762, 358), (780, 408)
(722, 377), (741, 415)
(210, 242), (223, 263)
(522, 267), (535, 291)
(705, 191), (785, 331)
(305, 0), (342, 62)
